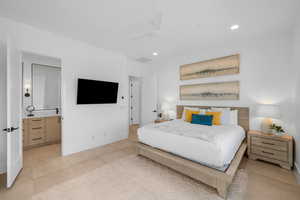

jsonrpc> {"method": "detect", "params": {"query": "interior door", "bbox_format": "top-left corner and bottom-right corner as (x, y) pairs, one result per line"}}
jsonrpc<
(4, 39), (22, 188)
(141, 74), (157, 125)
(0, 42), (7, 174)
(129, 77), (140, 125)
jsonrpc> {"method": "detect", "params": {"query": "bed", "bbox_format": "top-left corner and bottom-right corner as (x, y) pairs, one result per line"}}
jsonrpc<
(137, 106), (249, 199)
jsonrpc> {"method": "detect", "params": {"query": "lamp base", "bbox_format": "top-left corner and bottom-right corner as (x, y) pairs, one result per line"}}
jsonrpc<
(261, 118), (273, 134)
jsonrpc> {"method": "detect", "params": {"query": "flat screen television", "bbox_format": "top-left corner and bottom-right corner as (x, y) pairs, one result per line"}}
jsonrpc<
(77, 78), (119, 104)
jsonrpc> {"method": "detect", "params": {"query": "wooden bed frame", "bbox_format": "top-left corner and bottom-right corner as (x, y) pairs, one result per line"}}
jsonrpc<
(137, 106), (249, 199)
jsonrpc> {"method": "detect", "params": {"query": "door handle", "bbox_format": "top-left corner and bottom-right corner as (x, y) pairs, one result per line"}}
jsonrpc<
(2, 127), (19, 133)
(3, 128), (11, 132)
(11, 127), (19, 132)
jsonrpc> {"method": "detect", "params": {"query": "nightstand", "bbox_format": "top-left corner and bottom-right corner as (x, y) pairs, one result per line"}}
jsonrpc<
(154, 119), (171, 123)
(247, 130), (294, 170)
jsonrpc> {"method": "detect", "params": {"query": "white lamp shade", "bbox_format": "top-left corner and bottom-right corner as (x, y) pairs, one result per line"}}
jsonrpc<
(256, 104), (281, 119)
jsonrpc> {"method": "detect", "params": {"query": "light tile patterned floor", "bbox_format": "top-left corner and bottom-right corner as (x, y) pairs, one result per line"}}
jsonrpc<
(0, 139), (299, 200)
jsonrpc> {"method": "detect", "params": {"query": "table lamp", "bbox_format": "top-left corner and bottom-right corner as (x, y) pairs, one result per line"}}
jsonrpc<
(256, 104), (280, 133)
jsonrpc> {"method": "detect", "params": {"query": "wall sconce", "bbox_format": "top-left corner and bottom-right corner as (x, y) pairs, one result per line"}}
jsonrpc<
(24, 84), (31, 97)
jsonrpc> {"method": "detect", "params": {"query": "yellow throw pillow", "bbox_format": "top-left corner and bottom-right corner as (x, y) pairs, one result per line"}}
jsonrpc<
(205, 111), (222, 125)
(185, 110), (200, 122)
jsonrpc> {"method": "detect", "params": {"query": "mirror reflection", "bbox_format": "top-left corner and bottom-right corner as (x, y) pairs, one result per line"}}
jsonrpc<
(32, 64), (61, 110)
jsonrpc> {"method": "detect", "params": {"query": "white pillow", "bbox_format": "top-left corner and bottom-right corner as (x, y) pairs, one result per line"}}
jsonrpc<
(210, 107), (231, 125)
(181, 107), (200, 120)
(230, 110), (239, 125)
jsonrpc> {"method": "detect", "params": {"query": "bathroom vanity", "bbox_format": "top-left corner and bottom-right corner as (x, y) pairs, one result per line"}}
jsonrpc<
(23, 116), (61, 150)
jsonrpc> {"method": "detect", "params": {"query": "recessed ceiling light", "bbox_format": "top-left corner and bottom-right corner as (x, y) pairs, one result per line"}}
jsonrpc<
(230, 24), (239, 30)
(152, 52), (158, 56)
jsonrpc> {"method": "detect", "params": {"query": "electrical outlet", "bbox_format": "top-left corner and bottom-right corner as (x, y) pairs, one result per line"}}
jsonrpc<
(91, 135), (95, 140)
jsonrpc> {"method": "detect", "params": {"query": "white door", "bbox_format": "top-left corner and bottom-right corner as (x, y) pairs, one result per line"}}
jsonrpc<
(129, 77), (140, 125)
(0, 42), (7, 174)
(1, 40), (22, 187)
(141, 74), (157, 125)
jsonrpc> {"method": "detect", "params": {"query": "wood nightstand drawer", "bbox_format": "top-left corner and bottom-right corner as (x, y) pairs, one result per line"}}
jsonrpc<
(247, 130), (293, 170)
(154, 119), (170, 123)
(251, 136), (287, 151)
(251, 146), (288, 162)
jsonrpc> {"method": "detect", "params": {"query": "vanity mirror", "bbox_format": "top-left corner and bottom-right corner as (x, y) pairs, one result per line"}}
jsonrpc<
(32, 63), (61, 111)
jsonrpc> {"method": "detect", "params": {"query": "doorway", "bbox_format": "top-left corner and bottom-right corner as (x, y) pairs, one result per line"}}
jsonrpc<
(21, 52), (62, 155)
(0, 48), (64, 188)
(128, 76), (141, 141)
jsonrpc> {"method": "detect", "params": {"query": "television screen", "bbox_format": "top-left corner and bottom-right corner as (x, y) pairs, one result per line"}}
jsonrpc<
(77, 78), (119, 104)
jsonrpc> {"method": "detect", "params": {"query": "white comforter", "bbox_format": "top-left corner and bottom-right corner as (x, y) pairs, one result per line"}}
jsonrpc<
(138, 120), (245, 169)
(146, 120), (244, 144)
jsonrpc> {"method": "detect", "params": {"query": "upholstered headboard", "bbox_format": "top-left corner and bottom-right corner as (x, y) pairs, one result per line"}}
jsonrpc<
(177, 105), (249, 131)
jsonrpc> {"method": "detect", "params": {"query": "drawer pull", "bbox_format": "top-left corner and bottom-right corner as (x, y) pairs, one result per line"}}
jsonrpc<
(32, 119), (42, 122)
(32, 137), (42, 141)
(32, 127), (42, 130)
(262, 151), (274, 155)
(262, 142), (275, 145)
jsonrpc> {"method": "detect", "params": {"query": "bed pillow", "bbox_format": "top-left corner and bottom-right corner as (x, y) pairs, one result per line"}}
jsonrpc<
(205, 111), (222, 125)
(181, 107), (200, 120)
(210, 107), (231, 125)
(230, 110), (239, 125)
(185, 110), (200, 122)
(191, 114), (213, 126)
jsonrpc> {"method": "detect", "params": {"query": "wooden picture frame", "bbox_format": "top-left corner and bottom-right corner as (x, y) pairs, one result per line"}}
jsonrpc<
(180, 54), (240, 80)
(180, 81), (240, 101)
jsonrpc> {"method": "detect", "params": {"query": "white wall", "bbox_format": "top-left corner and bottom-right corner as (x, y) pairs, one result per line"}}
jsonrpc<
(0, 16), (154, 169)
(292, 19), (300, 170)
(154, 32), (296, 132)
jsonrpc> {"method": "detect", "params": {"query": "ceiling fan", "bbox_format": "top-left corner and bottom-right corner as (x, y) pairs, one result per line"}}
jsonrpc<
(129, 12), (163, 40)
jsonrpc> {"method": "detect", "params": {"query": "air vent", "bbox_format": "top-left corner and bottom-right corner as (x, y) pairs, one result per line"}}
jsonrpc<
(135, 57), (152, 63)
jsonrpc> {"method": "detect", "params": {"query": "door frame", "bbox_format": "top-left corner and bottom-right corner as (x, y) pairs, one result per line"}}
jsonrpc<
(0, 42), (7, 175)
(21, 51), (64, 157)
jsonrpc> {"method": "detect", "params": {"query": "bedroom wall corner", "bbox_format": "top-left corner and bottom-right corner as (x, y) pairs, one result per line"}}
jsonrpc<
(291, 16), (300, 169)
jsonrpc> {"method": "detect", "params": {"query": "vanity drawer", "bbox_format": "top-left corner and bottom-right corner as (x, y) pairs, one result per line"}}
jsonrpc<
(29, 118), (45, 128)
(30, 129), (44, 138)
(251, 146), (288, 162)
(29, 136), (45, 145)
(29, 128), (44, 145)
(251, 136), (287, 151)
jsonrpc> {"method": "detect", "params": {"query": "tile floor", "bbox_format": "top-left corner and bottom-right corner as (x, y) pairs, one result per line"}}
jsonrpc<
(0, 139), (299, 200)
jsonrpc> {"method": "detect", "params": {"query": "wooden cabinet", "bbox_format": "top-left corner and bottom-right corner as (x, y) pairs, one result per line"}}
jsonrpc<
(247, 130), (293, 170)
(22, 119), (29, 147)
(28, 118), (46, 146)
(45, 116), (61, 143)
(23, 116), (61, 150)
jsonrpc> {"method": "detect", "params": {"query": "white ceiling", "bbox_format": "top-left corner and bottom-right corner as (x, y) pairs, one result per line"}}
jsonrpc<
(0, 0), (299, 62)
